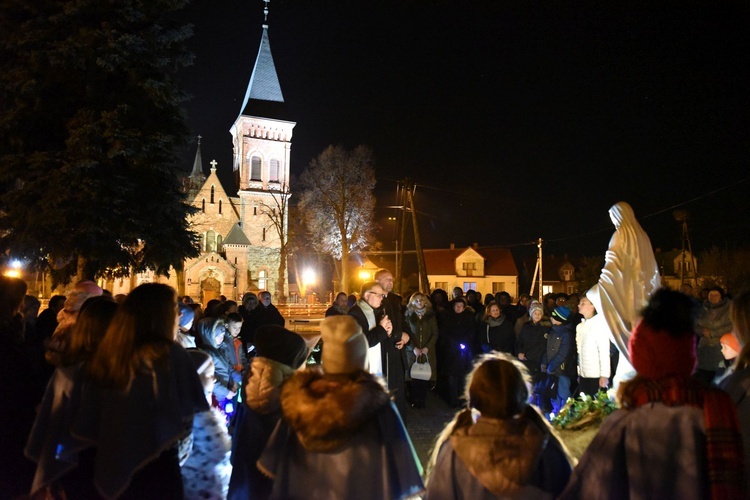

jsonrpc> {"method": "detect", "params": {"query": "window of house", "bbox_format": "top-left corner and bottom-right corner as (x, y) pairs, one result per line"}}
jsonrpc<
(434, 281), (448, 290)
(542, 285), (554, 295)
(251, 156), (261, 180)
(492, 282), (505, 293)
(463, 282), (477, 292)
(258, 270), (267, 290)
(269, 159), (279, 182)
(562, 269), (573, 281)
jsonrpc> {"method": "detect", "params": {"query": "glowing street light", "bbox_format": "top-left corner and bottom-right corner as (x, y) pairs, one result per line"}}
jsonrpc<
(358, 269), (371, 281)
(300, 268), (316, 298)
(4, 259), (22, 278)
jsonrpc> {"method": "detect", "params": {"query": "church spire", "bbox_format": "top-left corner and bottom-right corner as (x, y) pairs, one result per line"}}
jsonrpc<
(189, 135), (204, 178)
(238, 1), (284, 119)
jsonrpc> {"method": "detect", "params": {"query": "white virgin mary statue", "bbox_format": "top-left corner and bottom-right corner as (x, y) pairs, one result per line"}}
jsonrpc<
(587, 202), (661, 386)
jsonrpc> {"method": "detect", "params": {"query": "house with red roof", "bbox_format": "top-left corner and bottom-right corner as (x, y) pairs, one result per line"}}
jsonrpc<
(423, 244), (519, 299)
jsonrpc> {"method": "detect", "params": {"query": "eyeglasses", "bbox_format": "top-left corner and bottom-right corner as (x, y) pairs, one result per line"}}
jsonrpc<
(366, 291), (386, 299)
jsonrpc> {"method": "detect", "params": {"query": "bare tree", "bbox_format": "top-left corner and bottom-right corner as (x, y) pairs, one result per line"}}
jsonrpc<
(298, 145), (376, 293)
(259, 183), (293, 303)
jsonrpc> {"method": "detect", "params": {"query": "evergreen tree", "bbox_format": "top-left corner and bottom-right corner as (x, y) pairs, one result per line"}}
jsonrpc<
(298, 145), (376, 293)
(0, 0), (199, 284)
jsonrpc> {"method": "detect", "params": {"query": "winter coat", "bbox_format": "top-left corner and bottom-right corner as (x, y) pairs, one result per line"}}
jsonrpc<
(696, 298), (732, 371)
(560, 403), (711, 499)
(228, 357), (296, 500)
(198, 318), (241, 401)
(516, 320), (550, 374)
(426, 407), (573, 499)
(245, 304), (285, 345)
(576, 315), (611, 378)
(182, 408), (232, 499)
(404, 310), (438, 382)
(440, 310), (478, 373)
(543, 323), (576, 378)
(477, 316), (515, 355)
(257, 368), (425, 500)
(720, 367), (750, 493)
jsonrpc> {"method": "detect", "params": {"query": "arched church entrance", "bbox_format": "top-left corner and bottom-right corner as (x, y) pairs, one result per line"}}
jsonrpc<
(201, 274), (221, 304)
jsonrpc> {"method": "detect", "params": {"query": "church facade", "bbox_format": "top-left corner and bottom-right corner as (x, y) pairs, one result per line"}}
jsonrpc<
(109, 18), (292, 304)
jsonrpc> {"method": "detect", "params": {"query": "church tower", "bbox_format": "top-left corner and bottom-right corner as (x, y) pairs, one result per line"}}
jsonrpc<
(228, 0), (294, 299)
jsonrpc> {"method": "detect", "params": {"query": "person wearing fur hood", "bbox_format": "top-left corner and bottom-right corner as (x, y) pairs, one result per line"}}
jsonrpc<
(257, 315), (425, 500)
(426, 354), (575, 499)
(228, 325), (309, 500)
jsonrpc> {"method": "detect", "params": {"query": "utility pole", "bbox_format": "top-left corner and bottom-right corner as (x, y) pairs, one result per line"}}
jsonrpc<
(396, 181), (408, 294)
(406, 180), (429, 293)
(528, 238), (544, 303)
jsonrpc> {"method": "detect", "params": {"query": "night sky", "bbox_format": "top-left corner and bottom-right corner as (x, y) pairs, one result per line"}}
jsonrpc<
(177, 0), (750, 260)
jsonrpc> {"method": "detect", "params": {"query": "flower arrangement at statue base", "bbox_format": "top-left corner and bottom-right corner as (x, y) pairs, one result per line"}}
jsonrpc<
(550, 390), (619, 459)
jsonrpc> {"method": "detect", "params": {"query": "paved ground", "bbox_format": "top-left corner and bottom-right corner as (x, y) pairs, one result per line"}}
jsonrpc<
(404, 390), (458, 469)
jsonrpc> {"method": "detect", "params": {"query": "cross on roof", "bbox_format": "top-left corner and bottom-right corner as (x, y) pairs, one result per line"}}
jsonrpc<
(210, 159), (217, 170)
(197, 134), (202, 144)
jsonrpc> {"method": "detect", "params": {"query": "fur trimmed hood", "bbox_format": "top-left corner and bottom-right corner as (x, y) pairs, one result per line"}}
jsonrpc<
(449, 408), (550, 496)
(280, 368), (390, 453)
(245, 357), (297, 414)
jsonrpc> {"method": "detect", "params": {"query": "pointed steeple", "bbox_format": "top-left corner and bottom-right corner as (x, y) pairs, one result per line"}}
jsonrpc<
(190, 135), (204, 178)
(238, 1), (287, 120)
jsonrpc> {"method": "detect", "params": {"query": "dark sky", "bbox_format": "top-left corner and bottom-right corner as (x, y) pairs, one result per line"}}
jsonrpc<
(177, 0), (750, 260)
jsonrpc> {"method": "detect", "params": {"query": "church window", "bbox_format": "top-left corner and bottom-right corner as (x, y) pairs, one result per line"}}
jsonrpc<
(219, 200), (222, 214)
(206, 230), (217, 253)
(217, 235), (223, 252)
(262, 227), (266, 241)
(259, 270), (267, 290)
(202, 199), (205, 212)
(251, 156), (261, 180)
(211, 186), (215, 204)
(269, 159), (279, 182)
(253, 206), (257, 216)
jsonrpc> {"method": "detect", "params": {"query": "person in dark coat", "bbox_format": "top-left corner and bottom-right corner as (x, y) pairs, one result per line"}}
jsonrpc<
(516, 302), (550, 378)
(440, 298), (478, 407)
(244, 291), (285, 347)
(228, 325), (308, 500)
(257, 316), (424, 499)
(0, 277), (45, 498)
(477, 301), (515, 355)
(426, 354), (574, 499)
(325, 292), (349, 317)
(374, 269), (409, 421)
(348, 280), (409, 421)
(541, 306), (576, 414)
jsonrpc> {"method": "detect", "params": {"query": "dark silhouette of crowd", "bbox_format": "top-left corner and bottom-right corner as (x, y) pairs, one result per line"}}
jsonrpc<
(4, 273), (750, 499)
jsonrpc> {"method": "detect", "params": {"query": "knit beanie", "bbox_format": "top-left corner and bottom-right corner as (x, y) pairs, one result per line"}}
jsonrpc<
(528, 301), (543, 318)
(320, 315), (368, 374)
(178, 303), (195, 329)
(628, 320), (697, 379)
(720, 332), (741, 355)
(255, 325), (309, 369)
(550, 306), (571, 323)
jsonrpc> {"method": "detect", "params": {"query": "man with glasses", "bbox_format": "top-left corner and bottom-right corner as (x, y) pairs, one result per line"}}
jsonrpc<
(348, 282), (393, 381)
(375, 269), (410, 422)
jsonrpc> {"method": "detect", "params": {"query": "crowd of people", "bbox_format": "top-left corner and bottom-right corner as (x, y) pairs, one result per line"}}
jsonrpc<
(2, 269), (750, 499)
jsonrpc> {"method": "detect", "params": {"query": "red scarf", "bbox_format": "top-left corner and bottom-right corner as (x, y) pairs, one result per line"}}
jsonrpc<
(627, 376), (745, 499)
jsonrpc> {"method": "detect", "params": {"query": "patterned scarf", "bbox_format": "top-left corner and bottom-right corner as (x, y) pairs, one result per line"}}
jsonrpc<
(626, 375), (745, 499)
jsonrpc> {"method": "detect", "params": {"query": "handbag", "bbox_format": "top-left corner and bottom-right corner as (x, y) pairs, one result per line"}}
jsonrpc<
(410, 354), (432, 381)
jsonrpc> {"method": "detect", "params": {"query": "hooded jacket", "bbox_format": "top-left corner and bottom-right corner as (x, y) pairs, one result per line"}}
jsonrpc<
(228, 357), (296, 500)
(257, 368), (424, 499)
(426, 407), (573, 499)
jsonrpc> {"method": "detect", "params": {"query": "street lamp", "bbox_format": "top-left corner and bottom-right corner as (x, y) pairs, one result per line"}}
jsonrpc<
(4, 259), (22, 278)
(301, 268), (316, 299)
